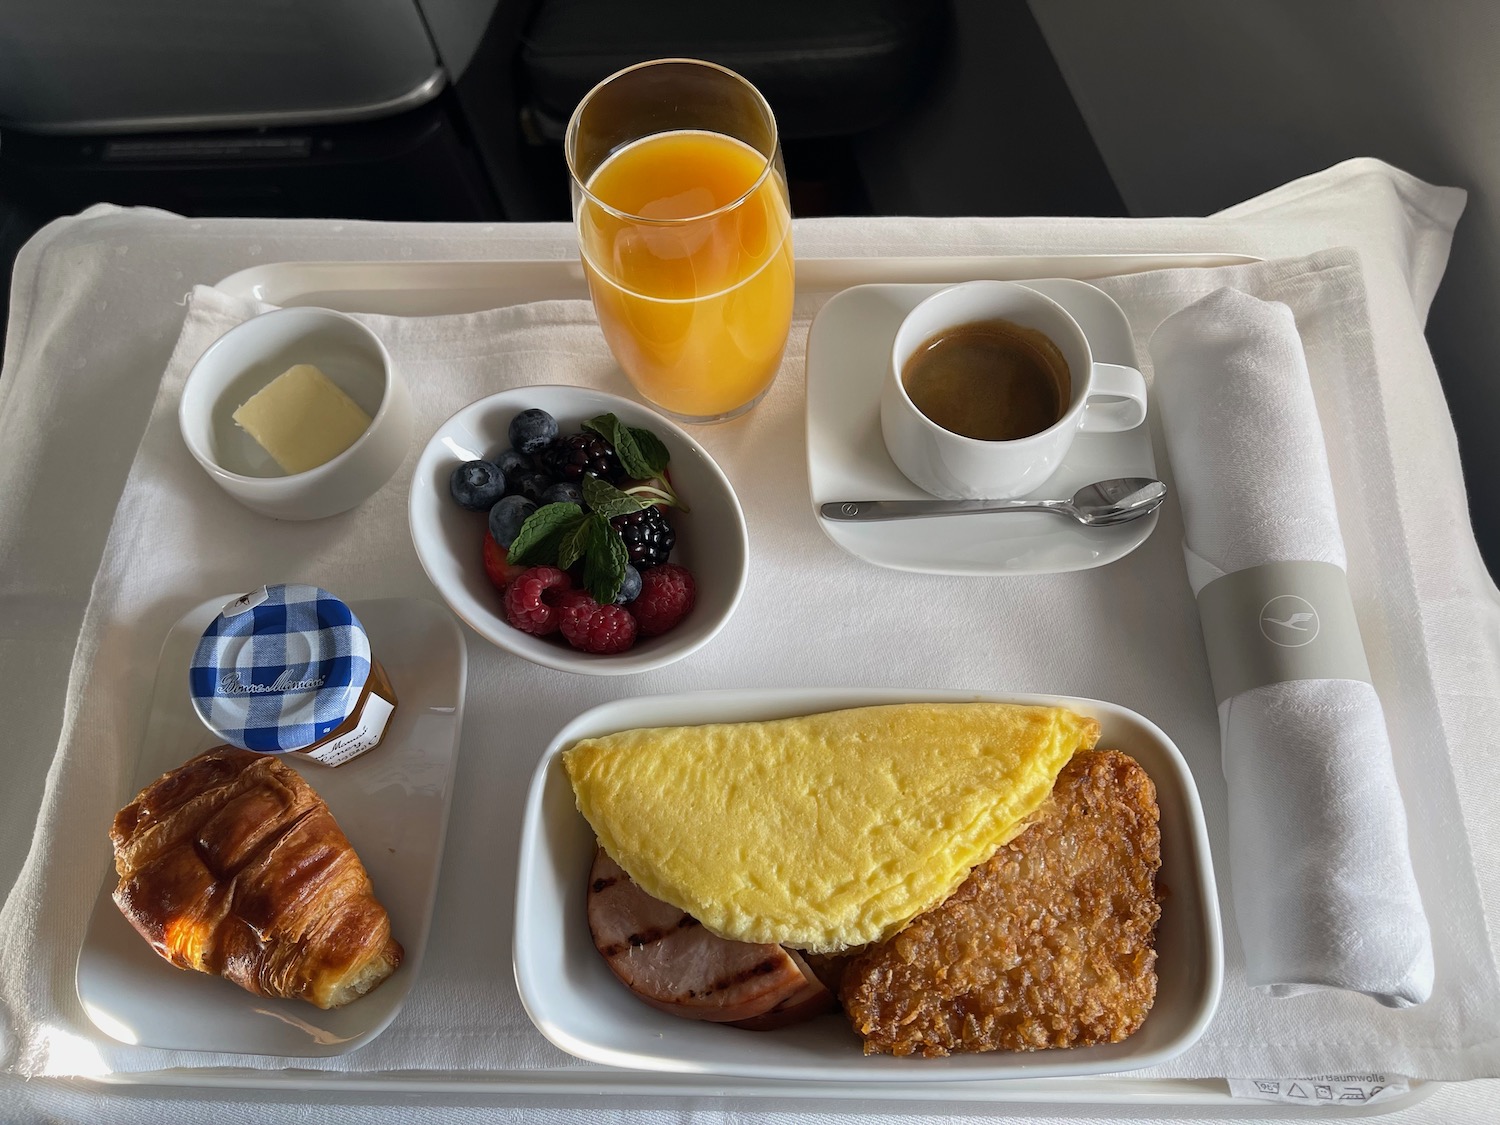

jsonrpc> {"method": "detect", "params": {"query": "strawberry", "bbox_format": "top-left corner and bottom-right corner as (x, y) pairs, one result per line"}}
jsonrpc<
(482, 531), (527, 592)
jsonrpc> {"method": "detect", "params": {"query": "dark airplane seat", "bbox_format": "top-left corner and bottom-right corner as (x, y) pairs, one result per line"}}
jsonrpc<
(517, 0), (949, 143)
(0, 0), (948, 225)
(503, 0), (950, 216)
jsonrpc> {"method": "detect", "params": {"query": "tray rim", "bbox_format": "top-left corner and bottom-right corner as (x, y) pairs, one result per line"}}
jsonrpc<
(71, 1066), (1437, 1116)
(134, 248), (1433, 1113)
(214, 252), (1264, 312)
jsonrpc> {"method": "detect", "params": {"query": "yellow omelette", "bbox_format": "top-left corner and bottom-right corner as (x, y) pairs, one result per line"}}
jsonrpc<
(563, 702), (1100, 952)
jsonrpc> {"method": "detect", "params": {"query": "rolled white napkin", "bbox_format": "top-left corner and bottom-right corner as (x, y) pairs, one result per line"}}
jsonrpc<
(1150, 287), (1434, 1007)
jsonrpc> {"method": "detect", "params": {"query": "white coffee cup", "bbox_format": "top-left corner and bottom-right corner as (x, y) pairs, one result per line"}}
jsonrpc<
(880, 281), (1148, 500)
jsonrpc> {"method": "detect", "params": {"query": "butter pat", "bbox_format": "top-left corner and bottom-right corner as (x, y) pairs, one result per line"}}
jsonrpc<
(233, 364), (372, 474)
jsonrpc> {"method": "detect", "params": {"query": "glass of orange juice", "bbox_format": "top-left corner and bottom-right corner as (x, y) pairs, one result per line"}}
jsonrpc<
(566, 58), (794, 423)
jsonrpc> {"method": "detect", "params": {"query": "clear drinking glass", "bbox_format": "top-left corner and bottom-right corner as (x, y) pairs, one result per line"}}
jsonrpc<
(566, 58), (794, 423)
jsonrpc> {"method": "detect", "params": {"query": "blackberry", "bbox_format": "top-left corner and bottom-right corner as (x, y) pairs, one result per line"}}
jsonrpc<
(538, 432), (626, 484)
(610, 506), (676, 568)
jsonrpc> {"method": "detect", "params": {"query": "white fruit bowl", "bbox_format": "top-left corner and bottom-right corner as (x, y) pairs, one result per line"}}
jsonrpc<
(408, 385), (748, 675)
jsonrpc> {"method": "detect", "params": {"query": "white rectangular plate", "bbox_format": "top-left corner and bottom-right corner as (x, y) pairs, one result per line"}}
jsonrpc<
(514, 688), (1222, 1082)
(76, 596), (466, 1057)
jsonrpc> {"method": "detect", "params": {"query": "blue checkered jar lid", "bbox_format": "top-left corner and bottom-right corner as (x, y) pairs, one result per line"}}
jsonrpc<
(189, 584), (372, 753)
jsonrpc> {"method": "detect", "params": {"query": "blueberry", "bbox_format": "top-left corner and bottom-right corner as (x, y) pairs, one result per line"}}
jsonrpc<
(540, 481), (583, 506)
(488, 494), (536, 547)
(614, 564), (642, 605)
(448, 460), (506, 512)
(494, 447), (533, 484)
(517, 471), (553, 503)
(509, 408), (558, 455)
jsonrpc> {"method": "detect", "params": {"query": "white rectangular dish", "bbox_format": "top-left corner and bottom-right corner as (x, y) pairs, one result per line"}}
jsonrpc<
(76, 596), (466, 1057)
(514, 687), (1222, 1082)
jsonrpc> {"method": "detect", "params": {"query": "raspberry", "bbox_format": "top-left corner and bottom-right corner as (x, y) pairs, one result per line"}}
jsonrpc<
(558, 591), (638, 654)
(631, 563), (695, 637)
(503, 566), (574, 635)
(482, 532), (527, 592)
(610, 506), (676, 568)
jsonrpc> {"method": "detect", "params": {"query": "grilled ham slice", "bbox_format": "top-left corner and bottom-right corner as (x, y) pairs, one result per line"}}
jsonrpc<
(587, 848), (832, 1028)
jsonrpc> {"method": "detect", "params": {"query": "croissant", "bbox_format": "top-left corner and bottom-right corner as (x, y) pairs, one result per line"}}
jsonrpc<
(110, 745), (403, 1009)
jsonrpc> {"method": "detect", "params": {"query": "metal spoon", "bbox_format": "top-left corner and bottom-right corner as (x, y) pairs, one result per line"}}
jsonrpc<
(819, 477), (1166, 525)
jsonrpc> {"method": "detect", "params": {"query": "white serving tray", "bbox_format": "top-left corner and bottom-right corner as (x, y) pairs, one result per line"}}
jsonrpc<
(75, 251), (1433, 1116)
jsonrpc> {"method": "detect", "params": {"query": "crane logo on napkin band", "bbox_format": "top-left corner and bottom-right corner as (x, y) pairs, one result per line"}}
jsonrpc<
(1259, 595), (1320, 647)
(1197, 561), (1372, 704)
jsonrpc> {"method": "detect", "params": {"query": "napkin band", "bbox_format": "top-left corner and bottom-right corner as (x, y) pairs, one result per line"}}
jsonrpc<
(1196, 560), (1372, 704)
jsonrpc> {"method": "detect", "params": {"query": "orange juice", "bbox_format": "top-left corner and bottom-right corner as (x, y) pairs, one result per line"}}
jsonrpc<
(577, 130), (794, 420)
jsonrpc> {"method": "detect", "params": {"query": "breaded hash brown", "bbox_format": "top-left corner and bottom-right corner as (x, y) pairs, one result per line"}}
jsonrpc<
(840, 750), (1162, 1056)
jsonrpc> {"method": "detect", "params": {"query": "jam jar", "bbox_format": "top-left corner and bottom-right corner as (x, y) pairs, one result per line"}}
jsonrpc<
(189, 584), (397, 767)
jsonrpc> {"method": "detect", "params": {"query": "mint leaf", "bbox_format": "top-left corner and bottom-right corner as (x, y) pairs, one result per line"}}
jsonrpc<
(556, 516), (592, 571)
(581, 475), (646, 521)
(627, 426), (671, 475)
(581, 413), (619, 444)
(582, 513), (629, 603)
(584, 412), (669, 480)
(506, 502), (584, 567)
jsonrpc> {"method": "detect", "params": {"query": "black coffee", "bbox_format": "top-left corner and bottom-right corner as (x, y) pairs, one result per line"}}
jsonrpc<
(901, 319), (1071, 441)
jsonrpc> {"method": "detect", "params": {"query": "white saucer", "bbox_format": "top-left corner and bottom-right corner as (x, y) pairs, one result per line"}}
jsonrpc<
(805, 280), (1159, 575)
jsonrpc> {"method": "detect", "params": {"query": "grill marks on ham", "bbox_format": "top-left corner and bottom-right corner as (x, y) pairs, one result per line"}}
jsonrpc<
(586, 848), (833, 1028)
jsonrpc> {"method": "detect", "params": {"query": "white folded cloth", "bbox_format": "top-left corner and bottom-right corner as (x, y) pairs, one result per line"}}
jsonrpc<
(7, 165), (1500, 1104)
(1150, 288), (1434, 1007)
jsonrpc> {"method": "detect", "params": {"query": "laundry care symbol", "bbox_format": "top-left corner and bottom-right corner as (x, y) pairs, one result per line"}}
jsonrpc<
(1259, 594), (1321, 648)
